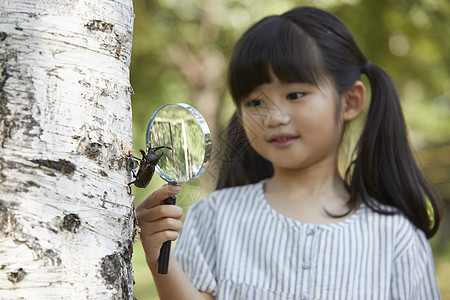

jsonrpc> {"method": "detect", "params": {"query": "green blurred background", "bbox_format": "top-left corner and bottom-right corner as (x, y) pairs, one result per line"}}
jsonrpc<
(129, 0), (450, 299)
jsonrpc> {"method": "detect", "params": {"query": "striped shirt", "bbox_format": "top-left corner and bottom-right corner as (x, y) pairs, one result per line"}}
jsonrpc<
(174, 180), (441, 300)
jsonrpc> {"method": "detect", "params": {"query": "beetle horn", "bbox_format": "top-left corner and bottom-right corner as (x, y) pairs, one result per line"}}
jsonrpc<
(153, 146), (172, 151)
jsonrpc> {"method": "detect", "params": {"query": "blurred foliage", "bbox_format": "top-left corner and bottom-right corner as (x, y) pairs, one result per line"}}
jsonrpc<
(129, 0), (450, 299)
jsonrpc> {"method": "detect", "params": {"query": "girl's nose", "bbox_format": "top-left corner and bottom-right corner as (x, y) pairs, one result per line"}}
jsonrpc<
(263, 106), (290, 127)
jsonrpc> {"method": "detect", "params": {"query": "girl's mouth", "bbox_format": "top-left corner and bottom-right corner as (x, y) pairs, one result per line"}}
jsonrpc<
(268, 134), (299, 148)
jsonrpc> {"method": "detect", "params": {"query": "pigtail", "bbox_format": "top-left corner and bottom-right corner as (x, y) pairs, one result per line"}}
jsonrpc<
(348, 62), (442, 238)
(215, 112), (273, 190)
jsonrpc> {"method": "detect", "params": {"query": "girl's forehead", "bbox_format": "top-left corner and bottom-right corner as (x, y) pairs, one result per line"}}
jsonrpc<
(254, 68), (333, 90)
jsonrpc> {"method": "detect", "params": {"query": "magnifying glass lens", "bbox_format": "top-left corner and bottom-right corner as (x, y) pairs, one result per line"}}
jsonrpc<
(147, 104), (211, 184)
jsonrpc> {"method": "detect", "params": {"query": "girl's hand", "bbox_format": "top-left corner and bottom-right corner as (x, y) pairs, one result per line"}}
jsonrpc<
(136, 184), (183, 266)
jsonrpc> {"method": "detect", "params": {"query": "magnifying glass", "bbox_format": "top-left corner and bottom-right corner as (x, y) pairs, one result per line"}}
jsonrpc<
(146, 103), (212, 274)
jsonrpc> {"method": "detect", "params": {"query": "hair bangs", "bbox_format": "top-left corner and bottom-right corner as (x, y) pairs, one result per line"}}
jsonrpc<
(228, 15), (326, 105)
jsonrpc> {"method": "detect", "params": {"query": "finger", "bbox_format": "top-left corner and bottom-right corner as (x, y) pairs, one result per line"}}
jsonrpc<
(137, 184), (182, 210)
(140, 217), (183, 236)
(147, 230), (179, 244)
(137, 205), (183, 223)
(142, 230), (180, 263)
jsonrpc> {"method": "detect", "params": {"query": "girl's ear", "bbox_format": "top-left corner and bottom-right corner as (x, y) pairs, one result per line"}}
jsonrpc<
(342, 80), (366, 121)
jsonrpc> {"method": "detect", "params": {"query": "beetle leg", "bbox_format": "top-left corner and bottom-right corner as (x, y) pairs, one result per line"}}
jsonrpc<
(126, 182), (134, 194)
(130, 155), (143, 162)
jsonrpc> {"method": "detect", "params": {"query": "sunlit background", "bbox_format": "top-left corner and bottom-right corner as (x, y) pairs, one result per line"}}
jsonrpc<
(129, 0), (450, 299)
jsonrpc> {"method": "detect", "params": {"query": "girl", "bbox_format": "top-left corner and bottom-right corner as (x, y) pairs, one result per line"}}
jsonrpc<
(137, 6), (442, 299)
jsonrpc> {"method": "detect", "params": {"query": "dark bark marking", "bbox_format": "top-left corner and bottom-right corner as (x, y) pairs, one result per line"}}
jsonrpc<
(100, 240), (134, 298)
(125, 86), (134, 95)
(1, 40), (42, 145)
(85, 20), (114, 32)
(0, 161), (4, 183)
(23, 114), (41, 138)
(62, 213), (81, 232)
(100, 253), (121, 285)
(0, 201), (7, 232)
(0, 200), (22, 237)
(7, 268), (26, 283)
(115, 42), (121, 59)
(100, 191), (108, 208)
(0, 120), (14, 148)
(11, 179), (39, 194)
(39, 220), (58, 234)
(85, 142), (102, 160)
(82, 192), (95, 199)
(25, 180), (40, 188)
(99, 170), (108, 177)
(31, 159), (76, 175)
(0, 64), (14, 148)
(118, 240), (133, 265)
(108, 156), (133, 171)
(43, 249), (62, 266)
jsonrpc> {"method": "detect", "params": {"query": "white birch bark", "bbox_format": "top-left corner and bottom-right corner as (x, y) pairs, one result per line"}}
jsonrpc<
(0, 0), (135, 298)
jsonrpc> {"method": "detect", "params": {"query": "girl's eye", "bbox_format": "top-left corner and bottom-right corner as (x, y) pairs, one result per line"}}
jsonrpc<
(286, 92), (305, 100)
(245, 99), (264, 107)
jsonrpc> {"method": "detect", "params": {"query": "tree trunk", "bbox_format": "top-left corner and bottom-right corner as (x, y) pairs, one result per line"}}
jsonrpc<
(0, 0), (135, 298)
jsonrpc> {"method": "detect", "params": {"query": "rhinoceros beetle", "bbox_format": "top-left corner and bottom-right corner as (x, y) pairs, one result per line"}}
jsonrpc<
(127, 145), (171, 192)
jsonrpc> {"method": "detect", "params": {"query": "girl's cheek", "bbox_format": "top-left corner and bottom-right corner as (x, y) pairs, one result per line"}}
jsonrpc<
(245, 111), (268, 127)
(242, 120), (261, 141)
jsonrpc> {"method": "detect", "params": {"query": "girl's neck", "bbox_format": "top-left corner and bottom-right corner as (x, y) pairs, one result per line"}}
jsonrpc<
(268, 156), (344, 190)
(263, 165), (353, 224)
(267, 168), (347, 200)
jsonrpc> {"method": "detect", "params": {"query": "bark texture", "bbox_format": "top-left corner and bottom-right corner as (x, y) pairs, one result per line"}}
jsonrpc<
(0, 0), (135, 298)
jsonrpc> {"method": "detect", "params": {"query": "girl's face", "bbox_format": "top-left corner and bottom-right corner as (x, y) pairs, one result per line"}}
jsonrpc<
(239, 73), (344, 172)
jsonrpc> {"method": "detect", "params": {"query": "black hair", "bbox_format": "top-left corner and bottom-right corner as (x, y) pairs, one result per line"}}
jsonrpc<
(216, 6), (442, 238)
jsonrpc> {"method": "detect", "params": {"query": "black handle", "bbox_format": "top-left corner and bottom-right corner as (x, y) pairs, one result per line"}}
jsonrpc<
(158, 195), (176, 274)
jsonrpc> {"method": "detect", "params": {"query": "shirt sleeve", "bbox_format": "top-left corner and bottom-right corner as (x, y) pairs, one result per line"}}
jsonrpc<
(173, 197), (218, 296)
(390, 228), (441, 300)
